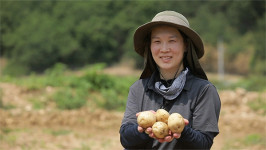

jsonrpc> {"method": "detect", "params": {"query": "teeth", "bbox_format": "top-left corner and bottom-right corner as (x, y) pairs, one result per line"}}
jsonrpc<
(161, 56), (171, 59)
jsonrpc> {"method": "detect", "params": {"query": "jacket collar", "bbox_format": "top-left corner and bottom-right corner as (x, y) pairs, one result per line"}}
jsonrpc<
(146, 69), (193, 92)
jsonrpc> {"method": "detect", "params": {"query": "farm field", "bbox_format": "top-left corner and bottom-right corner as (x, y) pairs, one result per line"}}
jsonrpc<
(0, 67), (265, 150)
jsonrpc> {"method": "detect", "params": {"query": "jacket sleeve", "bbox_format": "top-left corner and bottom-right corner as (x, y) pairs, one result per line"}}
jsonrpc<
(119, 80), (153, 149)
(120, 123), (152, 149)
(178, 126), (215, 149)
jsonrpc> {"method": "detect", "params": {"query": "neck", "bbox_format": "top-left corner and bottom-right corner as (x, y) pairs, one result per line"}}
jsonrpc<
(159, 65), (184, 80)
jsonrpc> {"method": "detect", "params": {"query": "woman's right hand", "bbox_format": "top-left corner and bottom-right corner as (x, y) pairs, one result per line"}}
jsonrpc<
(136, 110), (156, 134)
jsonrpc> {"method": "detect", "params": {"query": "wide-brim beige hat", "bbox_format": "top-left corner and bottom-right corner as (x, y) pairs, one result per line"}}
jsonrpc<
(133, 10), (208, 80)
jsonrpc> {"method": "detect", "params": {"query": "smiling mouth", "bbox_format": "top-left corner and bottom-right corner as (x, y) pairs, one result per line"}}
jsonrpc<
(160, 56), (172, 61)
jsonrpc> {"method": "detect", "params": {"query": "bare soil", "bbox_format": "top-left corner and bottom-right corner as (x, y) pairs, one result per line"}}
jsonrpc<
(0, 68), (265, 150)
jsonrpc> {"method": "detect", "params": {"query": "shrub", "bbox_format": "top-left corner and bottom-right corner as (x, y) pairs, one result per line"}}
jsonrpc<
(52, 88), (87, 110)
(99, 89), (127, 111)
(0, 88), (3, 108)
(211, 75), (266, 92)
(248, 94), (266, 115)
(243, 134), (265, 146)
(236, 75), (266, 91)
(45, 63), (67, 77)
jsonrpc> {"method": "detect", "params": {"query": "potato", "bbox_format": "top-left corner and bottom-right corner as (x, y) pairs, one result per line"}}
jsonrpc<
(152, 121), (169, 138)
(168, 113), (185, 133)
(137, 111), (156, 128)
(156, 109), (170, 124)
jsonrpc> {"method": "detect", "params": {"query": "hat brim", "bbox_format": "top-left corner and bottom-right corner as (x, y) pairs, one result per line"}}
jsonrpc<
(134, 21), (204, 59)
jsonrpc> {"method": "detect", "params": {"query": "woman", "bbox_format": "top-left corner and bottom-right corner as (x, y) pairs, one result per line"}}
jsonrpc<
(120, 10), (221, 149)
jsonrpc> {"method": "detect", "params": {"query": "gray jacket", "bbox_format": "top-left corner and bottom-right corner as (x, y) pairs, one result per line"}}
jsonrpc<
(120, 71), (221, 149)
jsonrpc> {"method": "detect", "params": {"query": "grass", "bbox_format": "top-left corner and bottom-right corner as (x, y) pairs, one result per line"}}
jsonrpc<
(0, 63), (136, 111)
(1, 128), (13, 134)
(0, 88), (15, 110)
(244, 134), (265, 146)
(0, 88), (3, 108)
(75, 143), (91, 150)
(222, 133), (266, 150)
(248, 94), (266, 115)
(52, 88), (87, 110)
(28, 97), (46, 110)
(0, 128), (29, 145)
(45, 129), (72, 136)
(211, 75), (266, 92)
(0, 63), (264, 111)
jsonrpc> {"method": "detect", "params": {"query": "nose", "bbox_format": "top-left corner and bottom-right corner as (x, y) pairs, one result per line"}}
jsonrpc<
(161, 42), (169, 52)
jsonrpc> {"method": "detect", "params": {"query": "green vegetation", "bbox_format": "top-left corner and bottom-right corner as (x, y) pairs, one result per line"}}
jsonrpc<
(0, 63), (137, 110)
(0, 128), (28, 145)
(75, 143), (91, 150)
(46, 129), (72, 136)
(210, 75), (266, 92)
(0, 88), (3, 108)
(0, 103), (16, 110)
(1, 63), (265, 111)
(28, 97), (46, 110)
(236, 76), (266, 92)
(248, 94), (266, 115)
(53, 88), (87, 110)
(223, 133), (266, 149)
(0, 88), (16, 109)
(1, 127), (13, 134)
(0, 1), (265, 76)
(243, 134), (266, 146)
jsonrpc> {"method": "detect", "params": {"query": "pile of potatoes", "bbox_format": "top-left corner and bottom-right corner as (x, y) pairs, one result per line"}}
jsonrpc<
(137, 109), (185, 138)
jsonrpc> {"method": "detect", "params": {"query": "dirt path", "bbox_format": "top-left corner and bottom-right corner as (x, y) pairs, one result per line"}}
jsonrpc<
(0, 82), (265, 150)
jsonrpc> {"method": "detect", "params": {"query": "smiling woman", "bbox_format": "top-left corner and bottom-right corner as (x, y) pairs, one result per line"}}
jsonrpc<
(120, 10), (221, 149)
(150, 25), (187, 80)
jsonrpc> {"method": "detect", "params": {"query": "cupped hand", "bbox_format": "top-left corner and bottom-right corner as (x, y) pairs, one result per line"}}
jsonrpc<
(136, 110), (156, 133)
(150, 119), (189, 143)
(145, 119), (189, 143)
(136, 111), (189, 143)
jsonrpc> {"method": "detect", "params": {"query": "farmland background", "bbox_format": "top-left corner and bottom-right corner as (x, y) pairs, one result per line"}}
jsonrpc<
(0, 1), (265, 150)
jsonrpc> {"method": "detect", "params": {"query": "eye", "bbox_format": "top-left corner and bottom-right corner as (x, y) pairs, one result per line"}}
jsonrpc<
(152, 40), (161, 44)
(169, 40), (176, 43)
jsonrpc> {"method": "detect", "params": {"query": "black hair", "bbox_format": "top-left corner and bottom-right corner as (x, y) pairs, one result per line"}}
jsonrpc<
(178, 30), (189, 69)
(142, 32), (157, 76)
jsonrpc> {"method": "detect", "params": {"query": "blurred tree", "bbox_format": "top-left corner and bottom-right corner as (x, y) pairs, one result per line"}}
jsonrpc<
(226, 1), (265, 34)
(251, 12), (266, 75)
(0, 1), (265, 76)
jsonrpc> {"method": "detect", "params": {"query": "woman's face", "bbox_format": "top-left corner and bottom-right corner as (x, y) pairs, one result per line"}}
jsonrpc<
(150, 25), (186, 74)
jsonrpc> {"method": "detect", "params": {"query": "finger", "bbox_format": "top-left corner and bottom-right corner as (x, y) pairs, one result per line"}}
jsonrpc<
(137, 126), (144, 133)
(168, 130), (172, 135)
(158, 138), (164, 143)
(145, 130), (149, 134)
(184, 119), (189, 125)
(136, 112), (140, 117)
(164, 136), (174, 142)
(147, 127), (152, 132)
(149, 132), (155, 138)
(149, 110), (156, 114)
(173, 133), (181, 139)
(145, 127), (152, 134)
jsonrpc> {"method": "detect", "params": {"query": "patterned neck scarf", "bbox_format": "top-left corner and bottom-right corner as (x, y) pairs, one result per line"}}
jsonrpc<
(155, 68), (188, 100)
